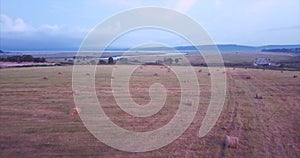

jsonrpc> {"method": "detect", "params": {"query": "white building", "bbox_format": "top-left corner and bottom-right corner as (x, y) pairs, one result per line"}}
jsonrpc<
(253, 58), (270, 66)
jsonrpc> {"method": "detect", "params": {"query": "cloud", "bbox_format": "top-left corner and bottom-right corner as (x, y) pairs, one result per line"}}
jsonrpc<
(38, 24), (61, 32)
(0, 14), (29, 32)
(89, 0), (197, 13)
(173, 0), (197, 12)
(0, 14), (90, 50)
(213, 0), (222, 9)
(90, 0), (142, 8)
(0, 14), (89, 35)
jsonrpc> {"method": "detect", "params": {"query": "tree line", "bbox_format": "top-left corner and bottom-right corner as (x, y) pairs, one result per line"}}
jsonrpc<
(0, 55), (46, 63)
(262, 48), (300, 53)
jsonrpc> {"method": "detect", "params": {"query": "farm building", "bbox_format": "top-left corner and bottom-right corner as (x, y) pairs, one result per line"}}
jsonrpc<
(253, 57), (270, 66)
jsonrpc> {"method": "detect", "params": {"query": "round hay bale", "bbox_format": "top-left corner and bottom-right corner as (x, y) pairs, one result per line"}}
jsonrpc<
(246, 76), (251, 79)
(185, 99), (193, 106)
(70, 107), (81, 116)
(58, 72), (63, 75)
(72, 90), (79, 95)
(293, 75), (298, 78)
(153, 73), (159, 76)
(43, 76), (49, 80)
(255, 93), (263, 99)
(198, 69), (202, 73)
(208, 73), (211, 76)
(184, 80), (190, 84)
(167, 68), (171, 72)
(225, 135), (239, 148)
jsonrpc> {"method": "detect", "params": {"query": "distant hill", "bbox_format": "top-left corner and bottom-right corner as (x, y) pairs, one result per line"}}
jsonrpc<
(258, 45), (300, 50)
(175, 45), (259, 52)
(1, 44), (299, 54)
(127, 45), (258, 52)
(134, 44), (300, 53)
(262, 48), (300, 53)
(0, 50), (11, 55)
(177, 45), (300, 53)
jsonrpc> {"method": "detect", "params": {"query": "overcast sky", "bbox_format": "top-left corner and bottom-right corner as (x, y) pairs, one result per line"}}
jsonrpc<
(1, 0), (299, 51)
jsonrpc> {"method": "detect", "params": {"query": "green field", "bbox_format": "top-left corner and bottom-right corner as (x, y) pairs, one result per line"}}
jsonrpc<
(1, 65), (300, 157)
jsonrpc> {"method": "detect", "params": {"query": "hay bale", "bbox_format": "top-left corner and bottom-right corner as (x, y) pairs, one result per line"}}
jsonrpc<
(293, 75), (298, 78)
(183, 80), (190, 84)
(58, 72), (62, 75)
(208, 73), (211, 76)
(70, 107), (81, 116)
(185, 99), (193, 106)
(72, 90), (79, 95)
(167, 68), (171, 72)
(160, 66), (163, 69)
(153, 73), (159, 76)
(43, 76), (49, 80)
(255, 93), (263, 99)
(86, 73), (90, 76)
(225, 135), (239, 148)
(246, 76), (251, 79)
(198, 69), (202, 73)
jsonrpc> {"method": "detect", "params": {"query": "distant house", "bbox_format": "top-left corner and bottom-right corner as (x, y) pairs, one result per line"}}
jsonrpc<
(253, 58), (270, 66)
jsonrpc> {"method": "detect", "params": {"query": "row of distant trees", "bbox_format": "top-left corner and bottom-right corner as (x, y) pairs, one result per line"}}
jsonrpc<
(155, 58), (181, 65)
(73, 57), (182, 65)
(262, 48), (300, 53)
(74, 57), (115, 65)
(0, 55), (46, 63)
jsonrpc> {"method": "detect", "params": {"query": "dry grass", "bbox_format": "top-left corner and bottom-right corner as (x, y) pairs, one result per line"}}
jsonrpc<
(0, 65), (299, 157)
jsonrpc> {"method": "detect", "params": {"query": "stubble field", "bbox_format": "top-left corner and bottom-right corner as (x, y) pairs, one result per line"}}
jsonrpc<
(0, 65), (299, 157)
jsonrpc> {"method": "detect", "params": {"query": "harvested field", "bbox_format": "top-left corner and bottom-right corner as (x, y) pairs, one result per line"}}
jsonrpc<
(0, 65), (299, 157)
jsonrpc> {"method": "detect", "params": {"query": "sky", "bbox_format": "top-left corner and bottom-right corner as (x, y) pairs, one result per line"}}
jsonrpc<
(0, 0), (299, 51)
